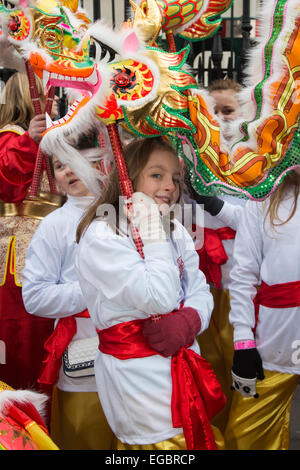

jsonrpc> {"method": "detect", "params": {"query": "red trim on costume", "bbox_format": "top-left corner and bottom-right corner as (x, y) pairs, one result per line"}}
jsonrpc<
(97, 315), (226, 451)
(195, 226), (236, 289)
(254, 280), (300, 333)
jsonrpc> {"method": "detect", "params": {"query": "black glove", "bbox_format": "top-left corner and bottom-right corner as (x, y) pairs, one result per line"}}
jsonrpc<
(231, 348), (264, 398)
(232, 348), (265, 380)
(184, 168), (224, 216)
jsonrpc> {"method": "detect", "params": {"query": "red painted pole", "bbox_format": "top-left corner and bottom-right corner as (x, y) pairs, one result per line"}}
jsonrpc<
(25, 61), (57, 196)
(166, 31), (177, 53)
(106, 122), (144, 258)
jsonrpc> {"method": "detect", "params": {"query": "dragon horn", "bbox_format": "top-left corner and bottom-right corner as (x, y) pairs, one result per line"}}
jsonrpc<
(59, 0), (78, 13)
(130, 1), (144, 14)
(131, 0), (162, 45)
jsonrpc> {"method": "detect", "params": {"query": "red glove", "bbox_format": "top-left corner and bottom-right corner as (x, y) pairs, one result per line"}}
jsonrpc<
(142, 307), (201, 357)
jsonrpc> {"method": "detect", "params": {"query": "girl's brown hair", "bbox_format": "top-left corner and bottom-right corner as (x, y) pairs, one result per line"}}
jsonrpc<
(76, 136), (181, 242)
(264, 170), (300, 228)
(0, 72), (45, 131)
(208, 78), (242, 93)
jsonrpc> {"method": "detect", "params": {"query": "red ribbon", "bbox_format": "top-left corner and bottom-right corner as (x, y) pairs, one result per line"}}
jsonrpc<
(97, 316), (226, 450)
(195, 226), (236, 289)
(253, 280), (300, 333)
(38, 309), (90, 386)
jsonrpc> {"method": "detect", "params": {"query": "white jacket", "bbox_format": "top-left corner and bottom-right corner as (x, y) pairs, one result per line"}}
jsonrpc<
(22, 196), (98, 392)
(76, 217), (213, 444)
(203, 195), (245, 289)
(184, 194), (245, 289)
(229, 192), (300, 374)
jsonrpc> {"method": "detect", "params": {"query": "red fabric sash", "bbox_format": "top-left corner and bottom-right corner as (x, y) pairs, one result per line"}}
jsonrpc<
(38, 309), (90, 386)
(196, 227), (236, 289)
(254, 280), (300, 332)
(97, 317), (226, 450)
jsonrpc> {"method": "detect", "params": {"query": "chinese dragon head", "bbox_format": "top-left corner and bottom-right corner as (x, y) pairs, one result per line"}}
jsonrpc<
(1, 0), (300, 200)
(135, 0), (233, 43)
(0, 0), (95, 89)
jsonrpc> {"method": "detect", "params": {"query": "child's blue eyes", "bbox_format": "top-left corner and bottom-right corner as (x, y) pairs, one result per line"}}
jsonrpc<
(151, 174), (180, 184)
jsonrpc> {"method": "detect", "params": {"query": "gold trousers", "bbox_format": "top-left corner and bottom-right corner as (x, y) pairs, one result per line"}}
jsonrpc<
(50, 387), (116, 450)
(224, 369), (299, 450)
(117, 425), (225, 450)
(197, 288), (234, 432)
(117, 433), (187, 451)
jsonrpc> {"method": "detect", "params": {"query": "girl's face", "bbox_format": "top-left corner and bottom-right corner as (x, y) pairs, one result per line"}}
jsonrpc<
(53, 155), (97, 197)
(210, 89), (240, 121)
(135, 149), (181, 208)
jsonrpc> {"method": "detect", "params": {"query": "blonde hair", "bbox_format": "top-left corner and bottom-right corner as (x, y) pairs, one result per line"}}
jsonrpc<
(76, 137), (182, 242)
(264, 171), (300, 228)
(0, 72), (45, 130)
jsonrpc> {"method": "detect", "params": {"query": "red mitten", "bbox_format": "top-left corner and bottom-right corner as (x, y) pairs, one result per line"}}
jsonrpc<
(142, 307), (201, 357)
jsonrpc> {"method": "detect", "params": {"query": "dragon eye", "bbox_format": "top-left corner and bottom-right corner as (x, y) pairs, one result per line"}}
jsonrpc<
(90, 38), (117, 64)
(4, 1), (15, 10)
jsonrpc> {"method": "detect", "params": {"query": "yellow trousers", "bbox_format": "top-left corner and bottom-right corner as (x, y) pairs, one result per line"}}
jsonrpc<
(117, 426), (225, 450)
(224, 369), (299, 450)
(117, 433), (187, 451)
(197, 288), (234, 432)
(51, 387), (116, 450)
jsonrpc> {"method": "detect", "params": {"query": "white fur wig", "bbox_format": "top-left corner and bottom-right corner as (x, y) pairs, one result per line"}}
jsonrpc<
(0, 389), (48, 420)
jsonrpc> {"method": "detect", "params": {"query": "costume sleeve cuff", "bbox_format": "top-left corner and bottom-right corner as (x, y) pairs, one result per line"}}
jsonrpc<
(233, 324), (255, 342)
(215, 202), (237, 229)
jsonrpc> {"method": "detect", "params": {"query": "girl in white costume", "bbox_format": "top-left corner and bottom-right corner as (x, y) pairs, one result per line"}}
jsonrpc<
(224, 169), (300, 450)
(75, 137), (225, 450)
(22, 135), (115, 450)
(184, 190), (245, 433)
(184, 78), (246, 432)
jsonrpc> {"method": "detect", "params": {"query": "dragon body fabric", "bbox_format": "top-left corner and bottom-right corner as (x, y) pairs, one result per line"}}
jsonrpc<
(1, 0), (300, 200)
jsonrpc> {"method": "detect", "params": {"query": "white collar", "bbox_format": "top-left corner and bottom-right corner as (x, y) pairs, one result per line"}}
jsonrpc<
(67, 195), (96, 211)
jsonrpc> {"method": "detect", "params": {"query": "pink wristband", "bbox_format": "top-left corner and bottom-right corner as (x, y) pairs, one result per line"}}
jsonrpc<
(234, 340), (256, 350)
